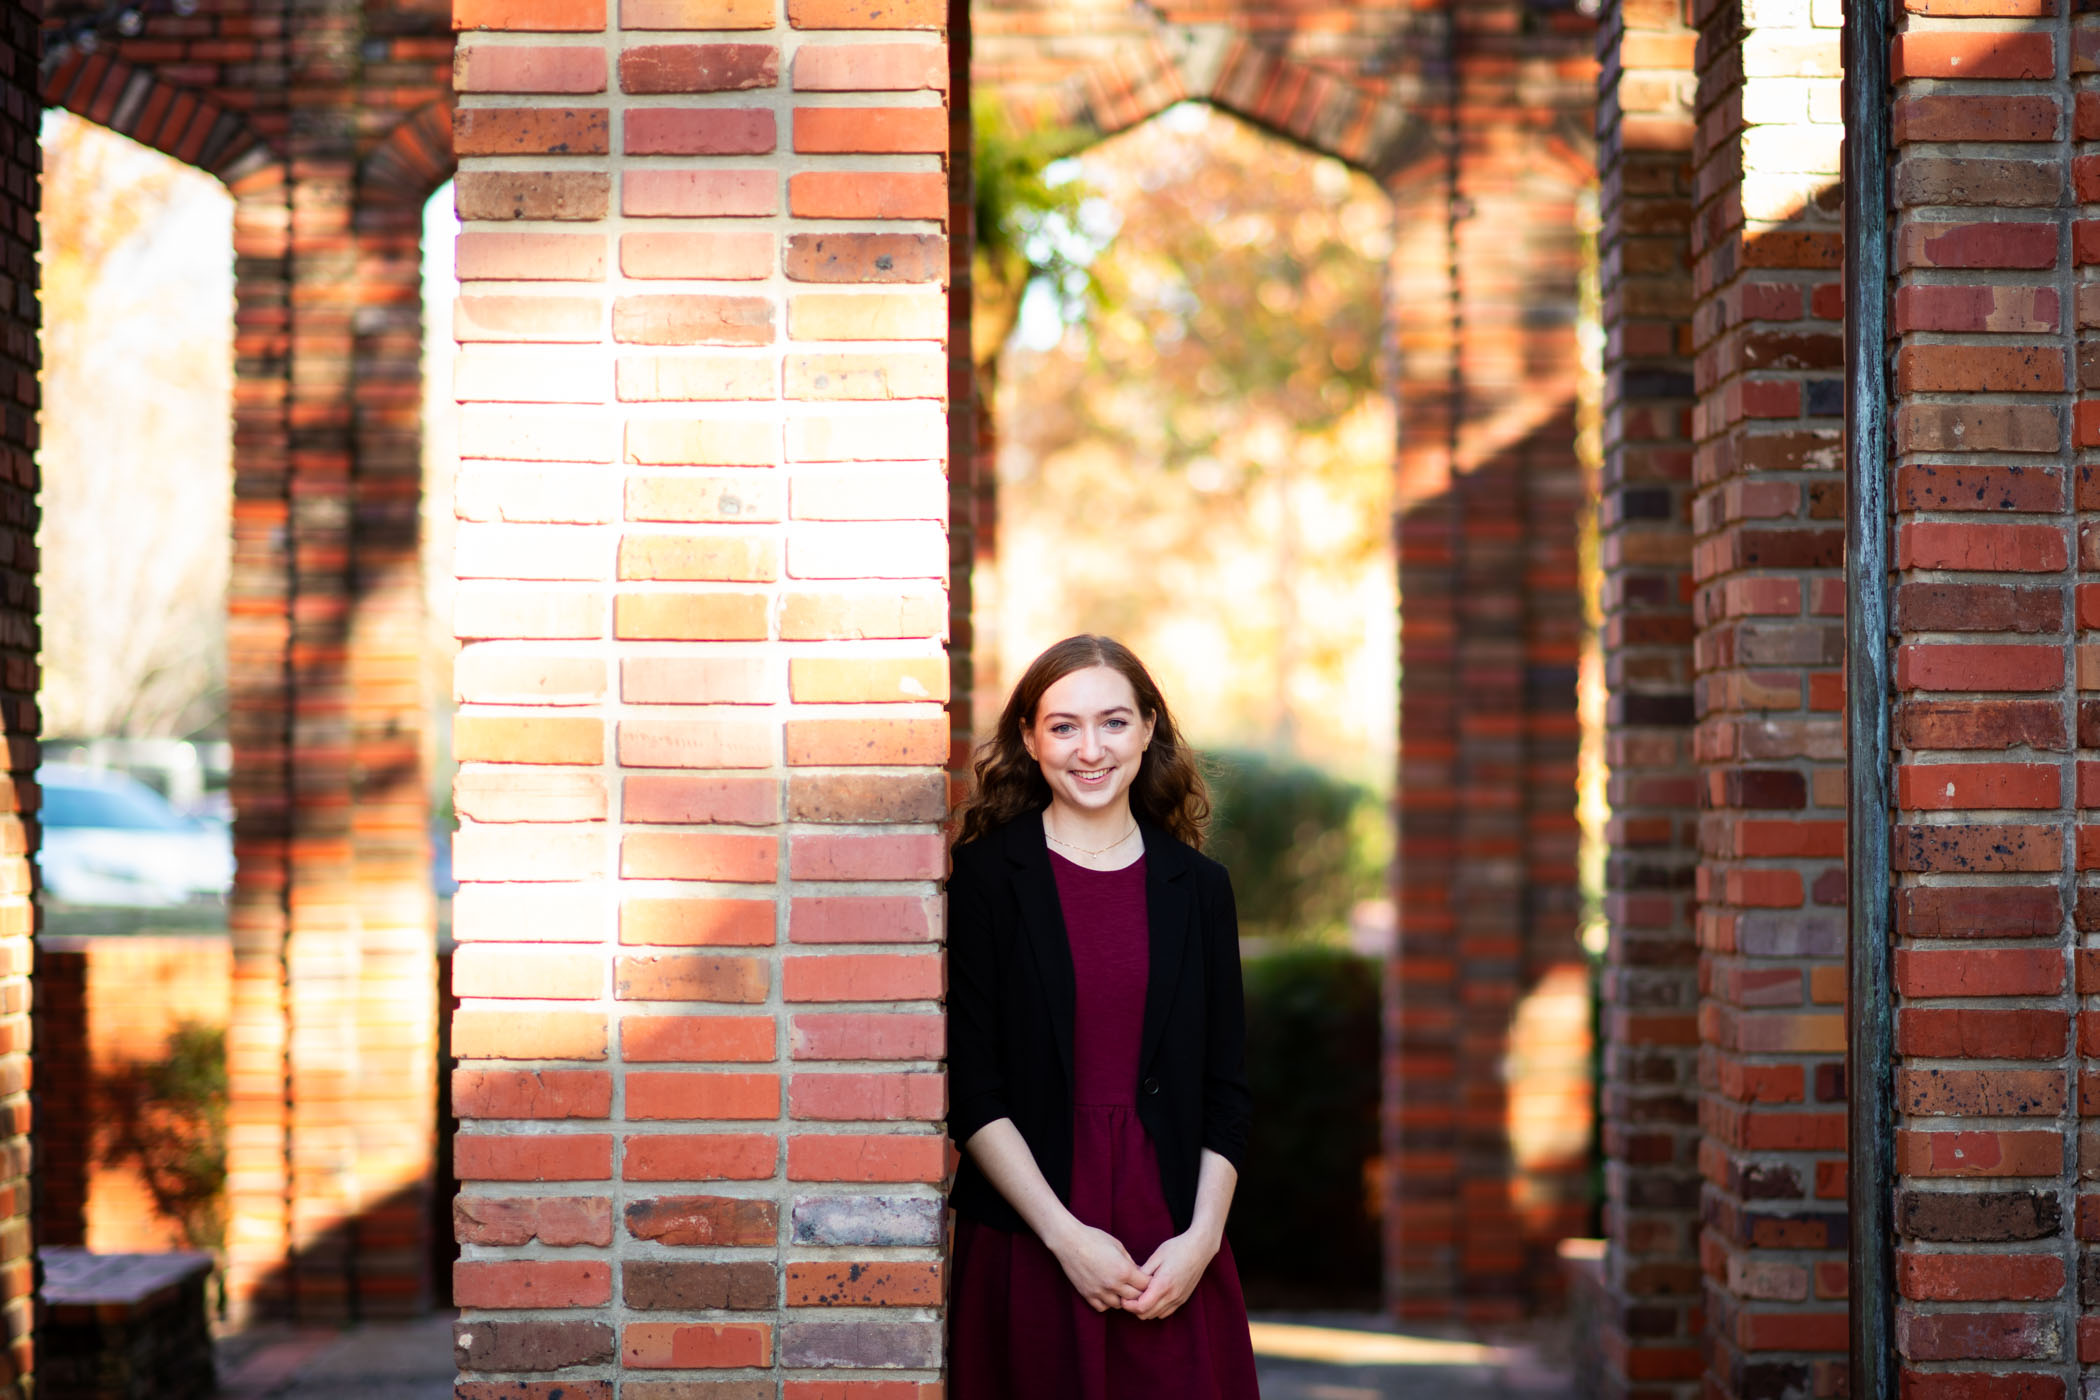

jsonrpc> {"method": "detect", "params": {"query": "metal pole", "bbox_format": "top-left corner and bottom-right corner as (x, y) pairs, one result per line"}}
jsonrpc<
(1842, 1), (1894, 1396)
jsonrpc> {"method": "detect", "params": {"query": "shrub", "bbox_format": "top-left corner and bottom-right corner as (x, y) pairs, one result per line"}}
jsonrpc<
(1204, 749), (1386, 942)
(1232, 944), (1382, 1307)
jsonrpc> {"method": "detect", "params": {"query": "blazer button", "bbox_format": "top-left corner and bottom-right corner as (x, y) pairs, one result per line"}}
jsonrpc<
(1142, 1077), (1160, 1096)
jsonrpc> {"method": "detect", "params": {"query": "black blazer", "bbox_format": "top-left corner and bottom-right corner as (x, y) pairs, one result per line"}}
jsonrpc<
(946, 811), (1252, 1236)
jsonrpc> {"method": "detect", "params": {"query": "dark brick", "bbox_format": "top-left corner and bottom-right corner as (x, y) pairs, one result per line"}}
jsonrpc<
(1899, 700), (2067, 752)
(624, 1260), (776, 1311)
(1898, 1189), (2062, 1243)
(784, 232), (948, 283)
(1896, 584), (2062, 635)
(454, 1320), (614, 1372)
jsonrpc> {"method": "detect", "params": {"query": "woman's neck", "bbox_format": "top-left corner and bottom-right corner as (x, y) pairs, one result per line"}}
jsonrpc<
(1040, 801), (1142, 871)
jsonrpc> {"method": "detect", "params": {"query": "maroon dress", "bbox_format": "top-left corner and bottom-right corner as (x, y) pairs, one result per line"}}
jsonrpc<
(949, 852), (1260, 1398)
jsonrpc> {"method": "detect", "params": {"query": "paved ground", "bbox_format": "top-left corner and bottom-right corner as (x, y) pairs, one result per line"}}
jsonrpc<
(210, 1311), (1573, 1398)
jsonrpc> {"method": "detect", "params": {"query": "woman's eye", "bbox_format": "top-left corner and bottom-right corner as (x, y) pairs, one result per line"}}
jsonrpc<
(1104, 719), (1126, 730)
(1051, 724), (1075, 736)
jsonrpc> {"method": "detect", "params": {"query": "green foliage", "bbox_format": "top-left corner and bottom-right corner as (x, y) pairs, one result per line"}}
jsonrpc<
(969, 98), (1095, 360)
(99, 1022), (228, 1252)
(1233, 945), (1381, 1307)
(1205, 749), (1387, 941)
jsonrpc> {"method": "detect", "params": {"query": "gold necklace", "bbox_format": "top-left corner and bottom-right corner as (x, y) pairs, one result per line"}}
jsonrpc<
(1045, 821), (1139, 858)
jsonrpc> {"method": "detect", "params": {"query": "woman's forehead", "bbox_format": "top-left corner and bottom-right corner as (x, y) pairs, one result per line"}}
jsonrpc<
(1037, 664), (1138, 714)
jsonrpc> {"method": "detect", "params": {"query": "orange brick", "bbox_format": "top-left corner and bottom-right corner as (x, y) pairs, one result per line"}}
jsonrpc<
(621, 1322), (772, 1368)
(456, 0), (605, 30)
(621, 897), (776, 946)
(614, 592), (770, 641)
(785, 1133), (943, 1182)
(456, 1133), (614, 1181)
(455, 715), (604, 764)
(453, 1010), (609, 1061)
(787, 656), (945, 703)
(627, 1071), (781, 1120)
(783, 1260), (942, 1307)
(788, 172), (946, 221)
(621, 831), (778, 882)
(622, 1134), (779, 1181)
(782, 953), (941, 1002)
(622, 1015), (778, 1063)
(454, 1260), (613, 1309)
(457, 232), (609, 280)
(792, 107), (947, 153)
(620, 0), (774, 25)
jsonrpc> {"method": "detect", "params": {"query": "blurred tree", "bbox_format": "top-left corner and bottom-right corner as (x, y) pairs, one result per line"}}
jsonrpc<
(969, 98), (1094, 369)
(38, 110), (235, 739)
(989, 106), (1396, 777)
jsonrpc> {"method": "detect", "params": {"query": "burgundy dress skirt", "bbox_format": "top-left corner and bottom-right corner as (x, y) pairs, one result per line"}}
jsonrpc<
(949, 852), (1260, 1399)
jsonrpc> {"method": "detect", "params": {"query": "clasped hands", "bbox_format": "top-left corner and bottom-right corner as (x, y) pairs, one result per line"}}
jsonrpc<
(1048, 1220), (1217, 1321)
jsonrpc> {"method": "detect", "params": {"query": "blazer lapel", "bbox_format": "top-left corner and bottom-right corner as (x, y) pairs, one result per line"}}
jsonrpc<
(1003, 815), (1076, 1090)
(1138, 821), (1195, 1074)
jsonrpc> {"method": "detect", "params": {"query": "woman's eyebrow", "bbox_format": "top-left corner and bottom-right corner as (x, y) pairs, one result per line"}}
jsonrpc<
(1040, 706), (1135, 722)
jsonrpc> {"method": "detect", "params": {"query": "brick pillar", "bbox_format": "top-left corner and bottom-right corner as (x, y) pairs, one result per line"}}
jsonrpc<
(448, 0), (952, 1390)
(226, 171), (298, 1317)
(1387, 1), (1595, 1318)
(1687, 5), (1849, 1398)
(0, 2), (35, 1387)
(1595, 2), (1703, 1395)
(223, 112), (442, 1332)
(347, 190), (440, 1318)
(1887, 7), (2082, 1398)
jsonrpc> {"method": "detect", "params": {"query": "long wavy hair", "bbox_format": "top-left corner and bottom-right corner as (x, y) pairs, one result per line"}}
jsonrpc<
(953, 635), (1210, 850)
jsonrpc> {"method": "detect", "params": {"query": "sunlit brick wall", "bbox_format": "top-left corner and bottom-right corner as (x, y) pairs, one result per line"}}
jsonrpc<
(1595, 1), (1702, 1394)
(1688, 5), (1850, 1398)
(447, 0), (953, 1388)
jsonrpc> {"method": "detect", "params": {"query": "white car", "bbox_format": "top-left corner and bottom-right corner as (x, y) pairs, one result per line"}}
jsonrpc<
(35, 764), (233, 912)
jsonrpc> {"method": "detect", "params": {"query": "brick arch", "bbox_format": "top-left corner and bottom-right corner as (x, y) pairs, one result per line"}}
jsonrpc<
(40, 49), (274, 185)
(359, 100), (454, 209)
(1016, 23), (1424, 178)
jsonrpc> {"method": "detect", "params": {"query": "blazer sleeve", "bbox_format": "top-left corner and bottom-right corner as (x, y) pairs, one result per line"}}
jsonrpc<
(1200, 864), (1253, 1169)
(945, 849), (1013, 1147)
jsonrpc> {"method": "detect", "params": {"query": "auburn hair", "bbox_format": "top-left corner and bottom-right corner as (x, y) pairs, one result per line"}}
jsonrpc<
(953, 635), (1210, 851)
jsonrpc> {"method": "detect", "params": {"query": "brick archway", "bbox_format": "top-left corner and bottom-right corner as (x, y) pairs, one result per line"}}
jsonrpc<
(968, 6), (1601, 1319)
(29, 5), (455, 1321)
(39, 50), (275, 184)
(1004, 23), (1425, 178)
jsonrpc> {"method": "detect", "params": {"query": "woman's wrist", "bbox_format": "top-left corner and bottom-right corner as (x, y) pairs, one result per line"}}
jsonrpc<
(1185, 1219), (1224, 1257)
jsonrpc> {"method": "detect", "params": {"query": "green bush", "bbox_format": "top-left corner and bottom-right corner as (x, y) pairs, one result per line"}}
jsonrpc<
(1232, 945), (1381, 1307)
(1205, 749), (1386, 942)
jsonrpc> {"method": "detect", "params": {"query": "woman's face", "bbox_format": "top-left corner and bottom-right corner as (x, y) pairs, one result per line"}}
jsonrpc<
(1023, 664), (1158, 821)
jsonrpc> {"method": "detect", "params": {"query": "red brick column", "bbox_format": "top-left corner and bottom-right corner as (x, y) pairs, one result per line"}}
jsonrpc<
(0, 1), (35, 1385)
(448, 0), (952, 1389)
(1888, 7), (2082, 1398)
(0, 6), (32, 1366)
(1385, 2), (1596, 1318)
(1687, 6), (1849, 1398)
(226, 170), (299, 1318)
(1595, 1), (1702, 1394)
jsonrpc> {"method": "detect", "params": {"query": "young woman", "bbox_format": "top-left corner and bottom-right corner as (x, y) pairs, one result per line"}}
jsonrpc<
(946, 635), (1260, 1398)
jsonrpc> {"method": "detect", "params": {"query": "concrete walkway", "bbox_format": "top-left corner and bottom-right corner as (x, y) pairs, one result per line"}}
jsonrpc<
(211, 1311), (1573, 1399)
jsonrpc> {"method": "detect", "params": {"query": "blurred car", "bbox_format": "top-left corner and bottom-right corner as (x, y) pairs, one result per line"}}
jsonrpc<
(35, 763), (233, 911)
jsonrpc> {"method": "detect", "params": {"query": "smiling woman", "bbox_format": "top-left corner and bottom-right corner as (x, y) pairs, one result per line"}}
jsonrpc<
(945, 635), (1260, 1399)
